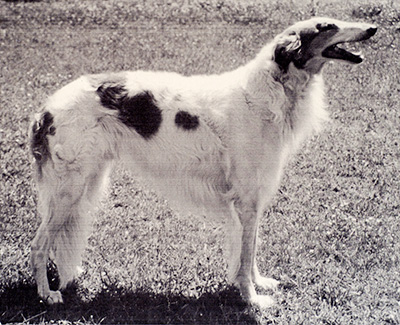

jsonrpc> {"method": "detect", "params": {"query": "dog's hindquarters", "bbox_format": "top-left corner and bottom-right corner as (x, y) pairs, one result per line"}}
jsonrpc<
(30, 109), (112, 303)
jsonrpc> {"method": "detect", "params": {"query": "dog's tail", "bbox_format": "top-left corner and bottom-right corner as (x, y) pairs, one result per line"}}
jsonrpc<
(30, 111), (56, 180)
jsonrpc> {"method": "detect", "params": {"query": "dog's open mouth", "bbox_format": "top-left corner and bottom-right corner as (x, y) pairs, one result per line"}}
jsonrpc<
(322, 42), (364, 64)
(321, 26), (377, 64)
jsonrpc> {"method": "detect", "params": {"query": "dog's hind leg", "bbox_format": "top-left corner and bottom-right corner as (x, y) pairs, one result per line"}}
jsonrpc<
(31, 221), (63, 304)
(30, 172), (87, 304)
(53, 163), (111, 291)
(31, 156), (111, 304)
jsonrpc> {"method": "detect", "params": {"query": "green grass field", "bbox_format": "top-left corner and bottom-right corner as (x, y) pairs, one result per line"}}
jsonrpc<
(1, 0), (400, 323)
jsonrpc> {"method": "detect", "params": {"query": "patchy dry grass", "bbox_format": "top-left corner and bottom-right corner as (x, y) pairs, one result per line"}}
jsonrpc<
(1, 0), (400, 323)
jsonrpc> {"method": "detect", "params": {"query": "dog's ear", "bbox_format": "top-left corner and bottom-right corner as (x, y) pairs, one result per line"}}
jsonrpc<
(273, 32), (302, 72)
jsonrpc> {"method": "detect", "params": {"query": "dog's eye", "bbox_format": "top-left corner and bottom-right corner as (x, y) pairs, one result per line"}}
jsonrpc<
(316, 23), (338, 32)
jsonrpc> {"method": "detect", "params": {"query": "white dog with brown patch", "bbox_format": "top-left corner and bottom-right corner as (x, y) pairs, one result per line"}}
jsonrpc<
(30, 17), (376, 308)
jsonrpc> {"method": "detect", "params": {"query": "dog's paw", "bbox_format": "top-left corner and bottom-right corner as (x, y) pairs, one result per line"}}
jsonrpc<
(254, 276), (279, 291)
(43, 290), (63, 305)
(250, 294), (275, 309)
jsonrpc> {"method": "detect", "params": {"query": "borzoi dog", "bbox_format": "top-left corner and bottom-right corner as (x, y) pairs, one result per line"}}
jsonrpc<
(30, 17), (376, 308)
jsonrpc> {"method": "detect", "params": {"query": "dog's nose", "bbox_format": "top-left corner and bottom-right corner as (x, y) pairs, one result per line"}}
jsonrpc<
(367, 26), (378, 37)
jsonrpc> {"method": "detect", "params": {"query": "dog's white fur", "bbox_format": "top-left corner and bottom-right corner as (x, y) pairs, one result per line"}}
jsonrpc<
(30, 17), (376, 307)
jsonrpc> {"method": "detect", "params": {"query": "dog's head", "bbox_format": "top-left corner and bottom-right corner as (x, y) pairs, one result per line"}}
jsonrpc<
(274, 17), (377, 73)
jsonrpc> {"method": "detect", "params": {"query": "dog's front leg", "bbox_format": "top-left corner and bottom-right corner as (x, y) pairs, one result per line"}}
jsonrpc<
(233, 202), (275, 308)
(251, 220), (279, 291)
(252, 261), (279, 291)
(225, 201), (243, 282)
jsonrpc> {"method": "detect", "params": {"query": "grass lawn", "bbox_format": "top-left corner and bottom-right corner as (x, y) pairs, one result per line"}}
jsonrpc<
(1, 0), (400, 323)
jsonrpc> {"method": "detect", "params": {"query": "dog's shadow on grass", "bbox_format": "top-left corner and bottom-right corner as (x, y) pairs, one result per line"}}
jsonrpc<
(0, 280), (258, 324)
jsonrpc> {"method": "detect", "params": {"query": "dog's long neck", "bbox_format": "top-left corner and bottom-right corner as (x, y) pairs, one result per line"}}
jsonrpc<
(238, 43), (328, 147)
